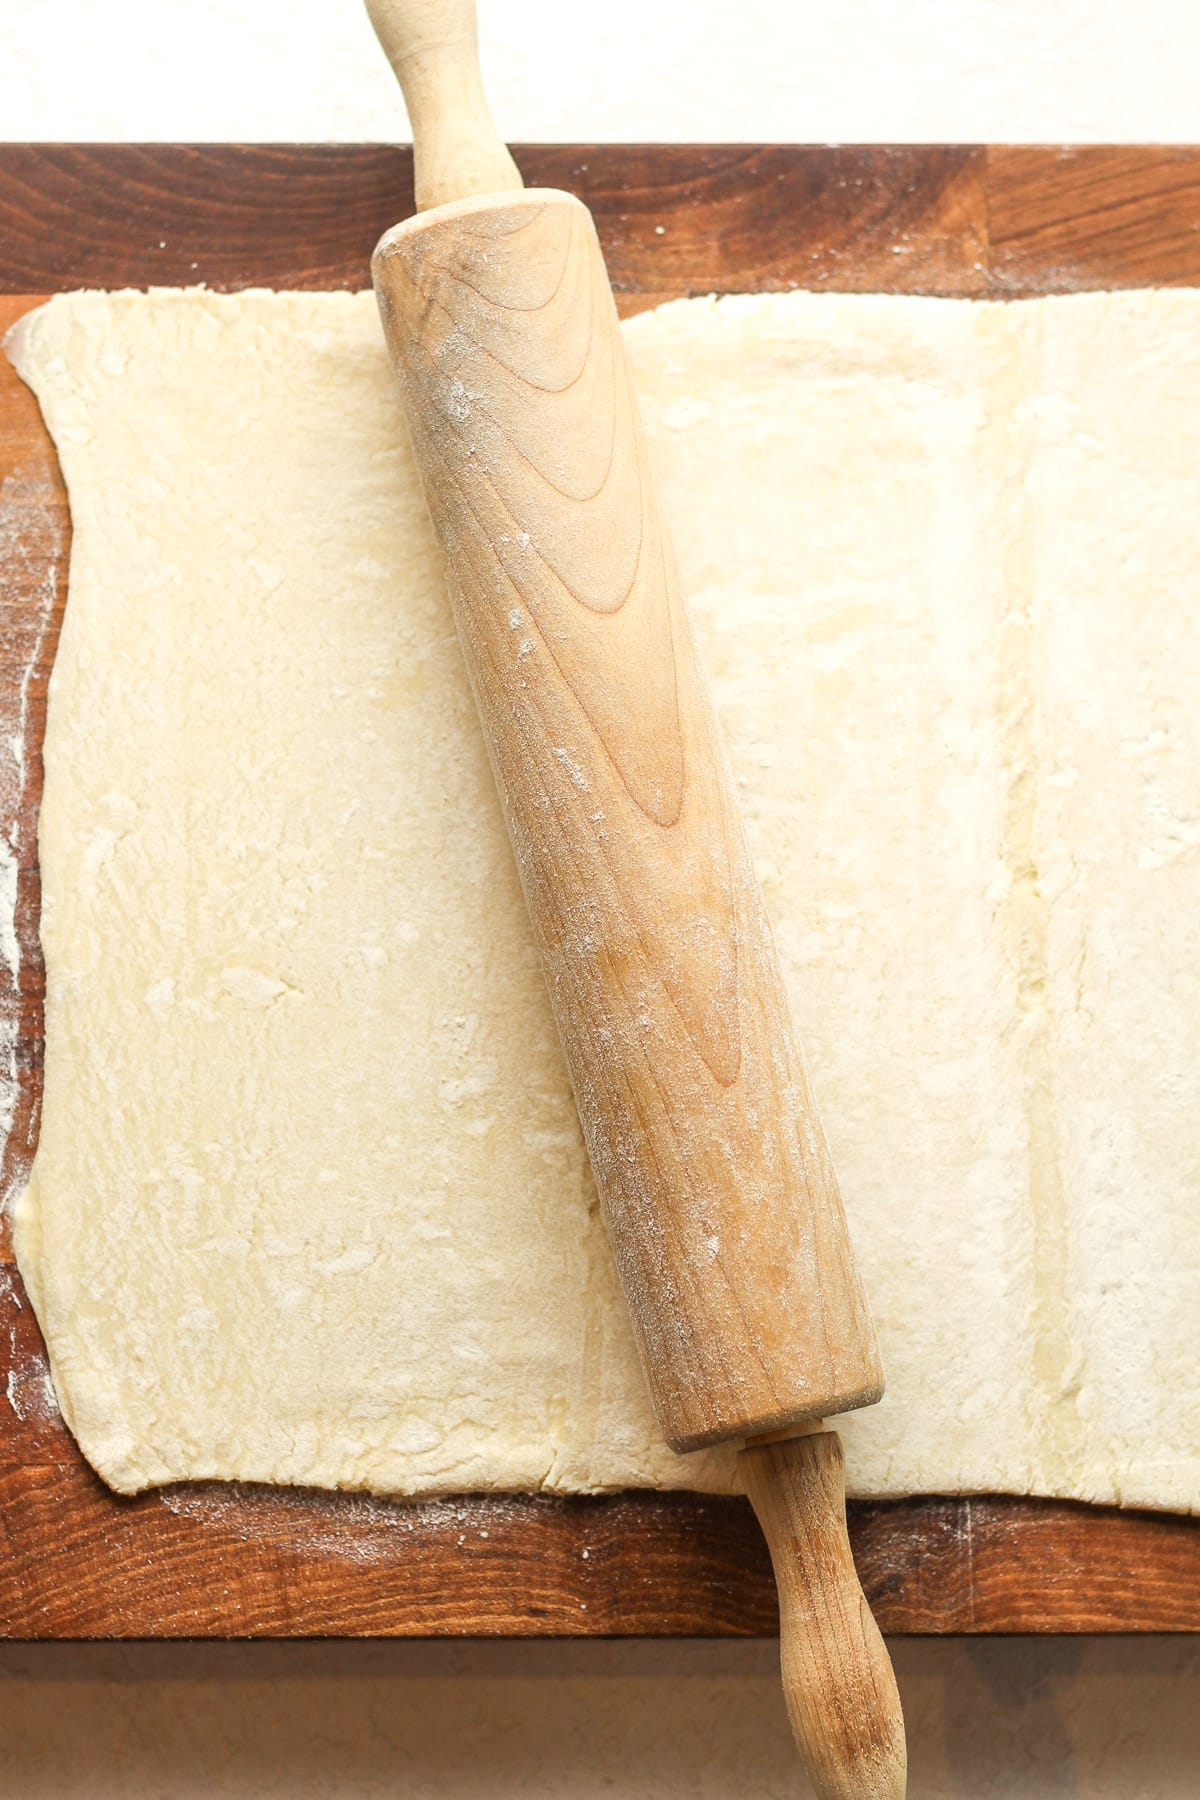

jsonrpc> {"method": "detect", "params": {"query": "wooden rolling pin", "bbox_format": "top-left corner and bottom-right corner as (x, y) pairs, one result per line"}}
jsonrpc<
(365, 3), (906, 1793)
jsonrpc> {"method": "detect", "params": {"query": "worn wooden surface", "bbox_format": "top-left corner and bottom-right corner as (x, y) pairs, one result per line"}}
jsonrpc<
(1, 146), (1198, 1639)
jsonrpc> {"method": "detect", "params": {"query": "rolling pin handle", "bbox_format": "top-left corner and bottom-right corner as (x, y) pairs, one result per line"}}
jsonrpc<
(364, 0), (523, 210)
(739, 1430), (907, 1800)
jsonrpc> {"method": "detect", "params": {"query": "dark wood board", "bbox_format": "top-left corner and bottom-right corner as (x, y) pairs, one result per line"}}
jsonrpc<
(1, 146), (1198, 1640)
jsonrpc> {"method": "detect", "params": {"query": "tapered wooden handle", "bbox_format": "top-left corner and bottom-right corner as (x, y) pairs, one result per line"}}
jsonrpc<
(365, 0), (522, 209)
(740, 1432), (906, 1800)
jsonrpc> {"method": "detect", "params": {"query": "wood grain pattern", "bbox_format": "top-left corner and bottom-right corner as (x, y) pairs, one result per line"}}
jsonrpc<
(6, 145), (1200, 305)
(375, 190), (881, 1450)
(989, 145), (1200, 293)
(0, 145), (990, 302)
(1, 147), (1198, 1639)
(3, 1452), (1199, 1638)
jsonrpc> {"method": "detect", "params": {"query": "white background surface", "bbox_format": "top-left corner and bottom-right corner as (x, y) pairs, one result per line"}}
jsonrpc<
(4, 3), (1200, 1796)
(2, 0), (1200, 143)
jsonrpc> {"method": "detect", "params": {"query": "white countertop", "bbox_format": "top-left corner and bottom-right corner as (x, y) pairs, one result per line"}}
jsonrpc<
(3, 0), (1198, 144)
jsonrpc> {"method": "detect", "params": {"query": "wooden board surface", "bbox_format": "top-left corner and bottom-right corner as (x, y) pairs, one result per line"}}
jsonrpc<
(1, 145), (1199, 1640)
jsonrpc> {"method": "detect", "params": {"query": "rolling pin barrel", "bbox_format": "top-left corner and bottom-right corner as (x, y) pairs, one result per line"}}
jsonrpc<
(372, 190), (883, 1450)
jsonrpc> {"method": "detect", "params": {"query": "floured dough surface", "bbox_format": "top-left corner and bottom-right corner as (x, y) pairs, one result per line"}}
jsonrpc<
(7, 287), (1199, 1511)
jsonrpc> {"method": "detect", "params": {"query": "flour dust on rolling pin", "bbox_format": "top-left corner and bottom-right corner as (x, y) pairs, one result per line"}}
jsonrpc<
(374, 189), (883, 1453)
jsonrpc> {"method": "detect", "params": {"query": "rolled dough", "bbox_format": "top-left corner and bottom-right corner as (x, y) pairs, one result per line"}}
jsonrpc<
(7, 286), (1199, 1510)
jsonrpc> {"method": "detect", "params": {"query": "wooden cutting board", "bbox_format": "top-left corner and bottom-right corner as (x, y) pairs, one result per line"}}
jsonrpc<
(2, 144), (1199, 1640)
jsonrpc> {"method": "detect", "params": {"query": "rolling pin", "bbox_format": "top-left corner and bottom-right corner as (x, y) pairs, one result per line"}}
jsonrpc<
(365, 3), (906, 1793)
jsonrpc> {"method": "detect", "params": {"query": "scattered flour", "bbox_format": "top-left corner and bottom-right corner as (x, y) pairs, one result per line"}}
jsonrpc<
(160, 1482), (534, 1564)
(0, 438), (65, 1434)
(1, 1262), (58, 1424)
(0, 460), (61, 1217)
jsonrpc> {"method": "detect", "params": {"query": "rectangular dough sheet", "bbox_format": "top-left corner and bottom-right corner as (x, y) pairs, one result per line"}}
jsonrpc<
(6, 286), (1199, 1510)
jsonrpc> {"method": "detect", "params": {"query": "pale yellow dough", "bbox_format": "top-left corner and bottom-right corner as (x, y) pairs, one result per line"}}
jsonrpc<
(7, 287), (1200, 1510)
